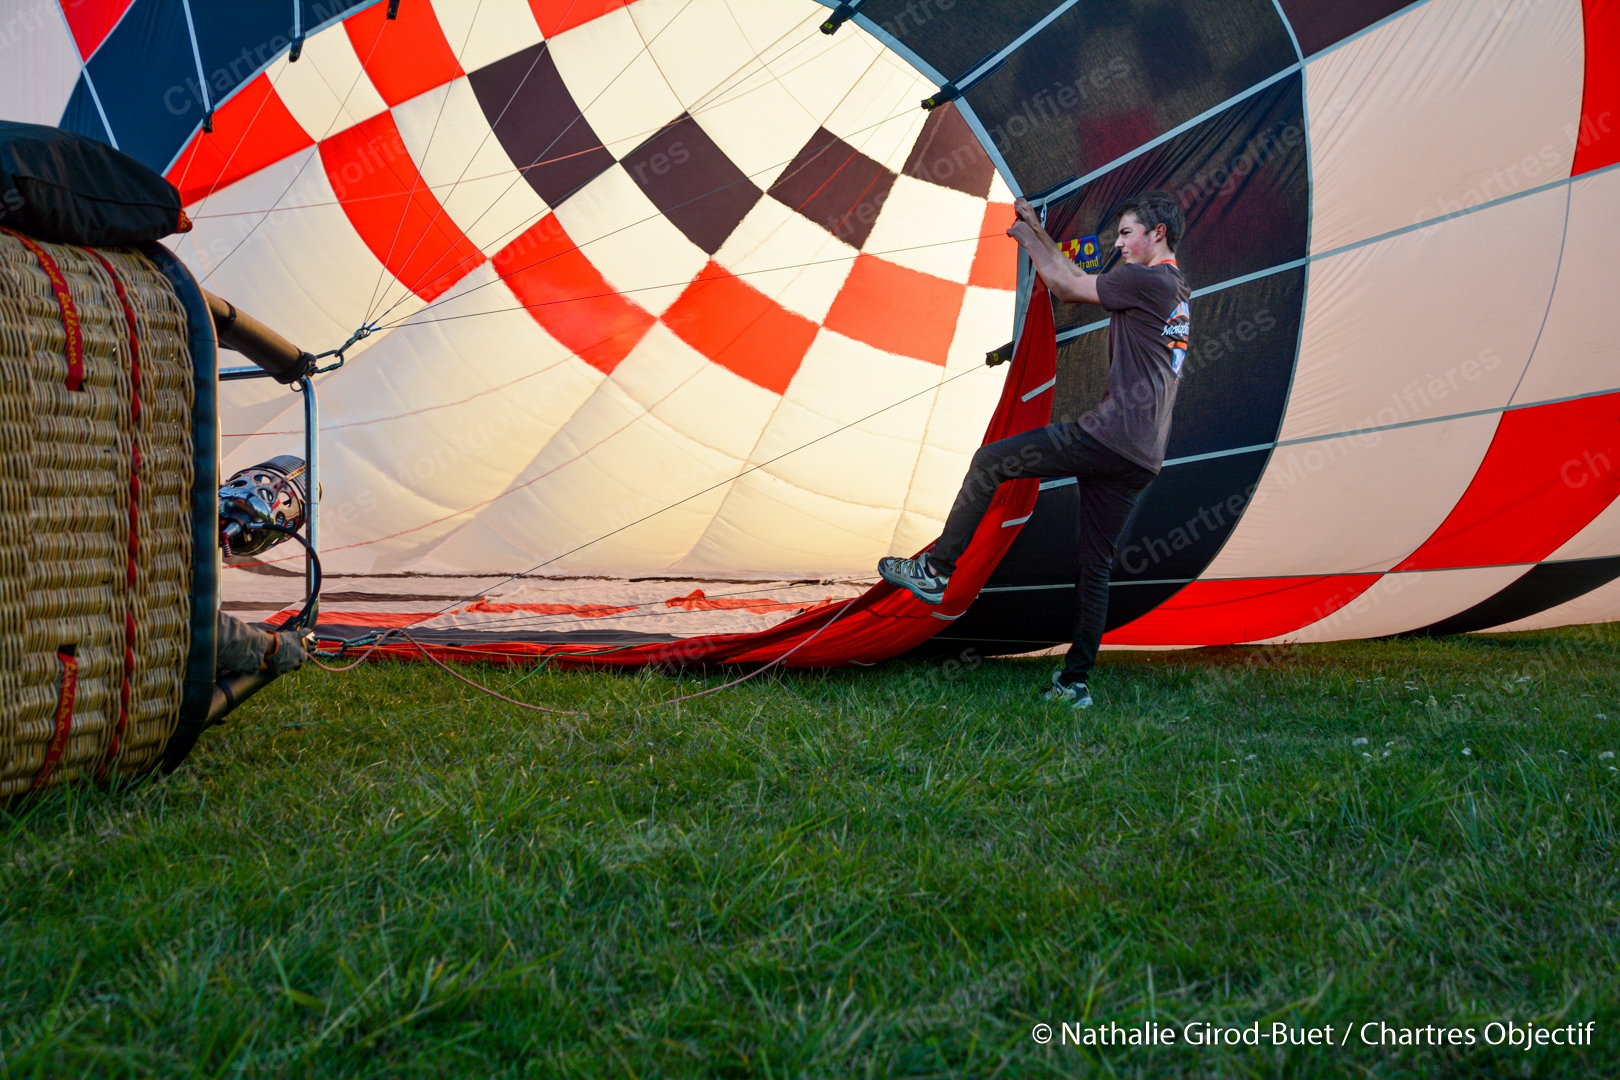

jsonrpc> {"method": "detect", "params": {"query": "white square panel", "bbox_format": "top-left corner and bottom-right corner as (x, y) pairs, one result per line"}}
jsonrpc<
(390, 78), (551, 256)
(680, 466), (903, 574)
(727, 1), (825, 57)
(169, 146), (416, 360)
(863, 173), (984, 283)
(0, 10), (80, 127)
(712, 197), (857, 322)
(545, 6), (685, 158)
(439, 377), (744, 573)
(773, 20), (890, 130)
(890, 507), (948, 558)
(429, 0), (543, 73)
(266, 25), (389, 139)
(317, 261), (605, 542)
(750, 329), (941, 508)
(609, 323), (778, 461)
(687, 77), (824, 191)
(899, 442), (971, 535)
(921, 286), (1010, 450)
(551, 164), (709, 316)
(631, 0), (757, 108)
(822, 56), (934, 172)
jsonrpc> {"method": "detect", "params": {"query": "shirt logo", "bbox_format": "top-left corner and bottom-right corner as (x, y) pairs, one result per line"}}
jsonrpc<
(1162, 300), (1190, 379)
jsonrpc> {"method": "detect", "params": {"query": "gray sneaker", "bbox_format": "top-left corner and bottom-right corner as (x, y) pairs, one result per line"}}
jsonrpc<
(1045, 670), (1093, 708)
(878, 552), (948, 604)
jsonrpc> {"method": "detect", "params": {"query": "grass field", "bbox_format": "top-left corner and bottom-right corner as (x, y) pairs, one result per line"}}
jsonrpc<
(3, 625), (1619, 1078)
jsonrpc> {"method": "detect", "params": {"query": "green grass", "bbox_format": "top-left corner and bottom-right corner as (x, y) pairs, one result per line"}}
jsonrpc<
(4, 626), (1620, 1078)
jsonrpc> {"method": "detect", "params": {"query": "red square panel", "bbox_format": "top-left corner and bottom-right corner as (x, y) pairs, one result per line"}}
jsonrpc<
(823, 255), (965, 366)
(167, 75), (314, 205)
(661, 263), (819, 395)
(62, 0), (133, 59)
(495, 214), (655, 375)
(529, 0), (636, 37)
(345, 1), (464, 107)
(320, 112), (485, 302)
(969, 202), (1017, 290)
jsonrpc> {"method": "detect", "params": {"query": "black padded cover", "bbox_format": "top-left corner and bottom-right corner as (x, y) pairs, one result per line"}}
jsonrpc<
(0, 121), (185, 246)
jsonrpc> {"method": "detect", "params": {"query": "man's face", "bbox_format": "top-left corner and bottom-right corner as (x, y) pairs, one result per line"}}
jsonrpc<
(1115, 212), (1166, 264)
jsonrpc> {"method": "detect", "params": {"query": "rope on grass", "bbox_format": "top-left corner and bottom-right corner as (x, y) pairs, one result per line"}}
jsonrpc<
(633, 599), (853, 710)
(301, 601), (852, 716)
(307, 635), (392, 672)
(395, 631), (584, 715)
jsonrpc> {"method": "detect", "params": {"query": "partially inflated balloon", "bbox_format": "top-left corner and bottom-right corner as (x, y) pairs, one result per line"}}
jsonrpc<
(6, 0), (1616, 653)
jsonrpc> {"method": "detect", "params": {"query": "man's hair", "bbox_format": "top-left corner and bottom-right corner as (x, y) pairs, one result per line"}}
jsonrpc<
(1120, 190), (1184, 251)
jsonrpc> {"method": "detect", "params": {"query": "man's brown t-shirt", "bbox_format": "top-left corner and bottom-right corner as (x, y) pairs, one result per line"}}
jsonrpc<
(1080, 260), (1190, 473)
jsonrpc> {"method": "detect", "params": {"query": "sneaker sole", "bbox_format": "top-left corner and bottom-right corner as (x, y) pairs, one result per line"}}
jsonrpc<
(878, 568), (944, 605)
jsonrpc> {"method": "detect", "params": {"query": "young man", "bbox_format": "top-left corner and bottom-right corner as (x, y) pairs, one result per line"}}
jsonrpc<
(879, 190), (1190, 707)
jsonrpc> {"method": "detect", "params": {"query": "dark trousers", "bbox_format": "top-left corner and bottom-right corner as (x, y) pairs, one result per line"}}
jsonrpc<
(929, 423), (1154, 680)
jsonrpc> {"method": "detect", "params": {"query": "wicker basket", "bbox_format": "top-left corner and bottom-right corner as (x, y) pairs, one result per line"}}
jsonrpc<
(0, 230), (198, 794)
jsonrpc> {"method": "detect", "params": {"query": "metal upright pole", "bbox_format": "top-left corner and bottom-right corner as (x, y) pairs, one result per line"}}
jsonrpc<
(300, 374), (319, 628)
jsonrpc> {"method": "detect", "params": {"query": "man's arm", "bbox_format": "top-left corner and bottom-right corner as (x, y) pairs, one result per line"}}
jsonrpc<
(1006, 198), (1100, 305)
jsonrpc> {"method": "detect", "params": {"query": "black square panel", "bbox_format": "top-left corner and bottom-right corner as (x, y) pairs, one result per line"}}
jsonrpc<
(902, 103), (995, 198)
(768, 128), (897, 249)
(620, 113), (762, 255)
(467, 43), (616, 208)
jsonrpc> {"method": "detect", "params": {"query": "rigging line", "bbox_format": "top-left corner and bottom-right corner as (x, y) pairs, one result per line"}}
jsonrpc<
(360, 0), (573, 324)
(671, 8), (829, 120)
(639, 601), (855, 707)
(360, 3), (478, 322)
(366, 103), (922, 331)
(197, 13), (400, 287)
(400, 631), (583, 713)
(326, 362), (989, 612)
(364, 0), (707, 328)
(171, 48), (286, 215)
